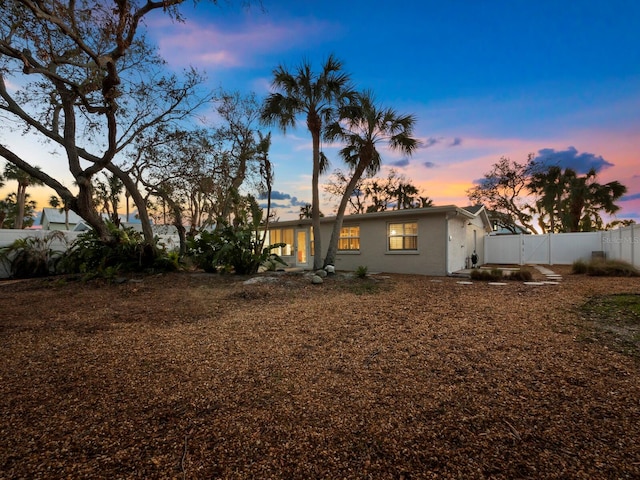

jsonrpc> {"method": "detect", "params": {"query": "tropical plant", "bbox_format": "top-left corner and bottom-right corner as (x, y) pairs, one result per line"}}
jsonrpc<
(60, 221), (174, 277)
(355, 265), (368, 278)
(190, 222), (286, 275)
(529, 167), (627, 232)
(1, 192), (38, 229)
(0, 231), (67, 278)
(323, 90), (420, 267)
(188, 194), (286, 275)
(261, 54), (354, 269)
(2, 163), (44, 229)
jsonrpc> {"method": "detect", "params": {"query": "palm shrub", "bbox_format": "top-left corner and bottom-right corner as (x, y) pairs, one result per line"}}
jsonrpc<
(355, 265), (368, 278)
(0, 231), (67, 278)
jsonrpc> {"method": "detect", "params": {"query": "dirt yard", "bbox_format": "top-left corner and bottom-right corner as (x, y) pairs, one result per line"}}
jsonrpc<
(1, 267), (639, 479)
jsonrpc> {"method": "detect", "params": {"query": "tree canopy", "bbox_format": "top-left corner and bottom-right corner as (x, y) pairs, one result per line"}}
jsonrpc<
(468, 155), (629, 233)
(0, 0), (212, 242)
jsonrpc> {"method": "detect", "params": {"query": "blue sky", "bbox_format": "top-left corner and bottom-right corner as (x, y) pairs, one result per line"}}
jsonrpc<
(2, 0), (639, 223)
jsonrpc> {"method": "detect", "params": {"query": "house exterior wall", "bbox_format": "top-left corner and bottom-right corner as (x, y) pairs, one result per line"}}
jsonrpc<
(265, 206), (490, 276)
(330, 213), (449, 276)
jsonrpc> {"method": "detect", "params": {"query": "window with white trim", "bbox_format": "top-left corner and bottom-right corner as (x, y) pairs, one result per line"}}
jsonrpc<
(388, 222), (417, 251)
(338, 226), (360, 251)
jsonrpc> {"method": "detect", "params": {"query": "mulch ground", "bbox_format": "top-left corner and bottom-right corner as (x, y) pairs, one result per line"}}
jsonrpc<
(1, 267), (639, 479)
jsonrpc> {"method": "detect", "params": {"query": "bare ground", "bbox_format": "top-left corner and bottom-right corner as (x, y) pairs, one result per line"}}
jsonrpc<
(1, 266), (639, 479)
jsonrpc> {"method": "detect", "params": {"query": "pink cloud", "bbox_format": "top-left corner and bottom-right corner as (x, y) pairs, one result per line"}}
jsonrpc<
(149, 18), (336, 70)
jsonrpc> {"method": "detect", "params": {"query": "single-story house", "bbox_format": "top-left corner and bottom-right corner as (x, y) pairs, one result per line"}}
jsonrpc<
(264, 205), (492, 276)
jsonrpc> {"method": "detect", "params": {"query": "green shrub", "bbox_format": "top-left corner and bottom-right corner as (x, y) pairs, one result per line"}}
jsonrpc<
(187, 223), (286, 275)
(60, 221), (176, 277)
(0, 231), (67, 278)
(355, 265), (368, 279)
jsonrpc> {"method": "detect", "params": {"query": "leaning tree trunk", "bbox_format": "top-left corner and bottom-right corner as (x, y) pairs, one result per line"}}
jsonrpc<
(324, 159), (370, 267)
(107, 165), (155, 245)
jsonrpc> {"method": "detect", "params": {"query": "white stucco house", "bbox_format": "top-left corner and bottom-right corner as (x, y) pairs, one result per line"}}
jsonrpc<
(264, 205), (492, 276)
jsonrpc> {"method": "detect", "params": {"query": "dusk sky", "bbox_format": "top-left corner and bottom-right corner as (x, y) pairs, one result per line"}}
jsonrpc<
(2, 0), (639, 223)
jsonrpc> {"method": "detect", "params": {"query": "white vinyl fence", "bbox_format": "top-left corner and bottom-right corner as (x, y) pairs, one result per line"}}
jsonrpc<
(484, 225), (639, 267)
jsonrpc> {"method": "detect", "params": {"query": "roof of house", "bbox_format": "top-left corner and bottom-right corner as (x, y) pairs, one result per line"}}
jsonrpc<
(462, 205), (484, 215)
(40, 208), (83, 225)
(270, 204), (491, 229)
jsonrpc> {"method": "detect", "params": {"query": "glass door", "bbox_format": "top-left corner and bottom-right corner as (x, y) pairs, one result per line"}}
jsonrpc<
(296, 229), (308, 266)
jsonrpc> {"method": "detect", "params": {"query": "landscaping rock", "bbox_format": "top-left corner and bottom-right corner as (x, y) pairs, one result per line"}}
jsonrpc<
(311, 275), (323, 284)
(315, 269), (327, 278)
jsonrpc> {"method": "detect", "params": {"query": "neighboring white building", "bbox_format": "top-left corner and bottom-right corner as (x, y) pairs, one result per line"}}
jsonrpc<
(264, 205), (492, 276)
(39, 208), (84, 231)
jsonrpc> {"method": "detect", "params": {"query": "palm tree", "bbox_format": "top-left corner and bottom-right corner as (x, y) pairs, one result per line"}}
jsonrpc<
(3, 163), (44, 229)
(529, 165), (567, 233)
(562, 168), (626, 232)
(530, 166), (627, 232)
(261, 54), (354, 269)
(323, 90), (420, 267)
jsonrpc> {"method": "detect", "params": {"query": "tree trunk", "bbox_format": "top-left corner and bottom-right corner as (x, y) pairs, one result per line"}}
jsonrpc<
(324, 161), (369, 267)
(311, 129), (323, 270)
(73, 178), (113, 242)
(107, 165), (155, 245)
(15, 184), (26, 229)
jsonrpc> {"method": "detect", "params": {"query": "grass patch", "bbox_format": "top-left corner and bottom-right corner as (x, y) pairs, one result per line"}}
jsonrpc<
(572, 259), (639, 277)
(579, 293), (640, 358)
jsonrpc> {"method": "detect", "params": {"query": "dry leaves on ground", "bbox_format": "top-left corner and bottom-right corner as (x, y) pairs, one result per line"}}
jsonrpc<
(1, 266), (639, 479)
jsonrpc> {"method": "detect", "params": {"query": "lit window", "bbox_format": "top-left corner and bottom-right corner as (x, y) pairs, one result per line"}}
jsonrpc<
(268, 228), (294, 256)
(338, 226), (360, 251)
(388, 222), (417, 251)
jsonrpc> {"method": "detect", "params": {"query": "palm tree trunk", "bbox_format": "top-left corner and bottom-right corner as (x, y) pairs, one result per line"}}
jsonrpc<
(311, 130), (323, 270)
(15, 184), (26, 229)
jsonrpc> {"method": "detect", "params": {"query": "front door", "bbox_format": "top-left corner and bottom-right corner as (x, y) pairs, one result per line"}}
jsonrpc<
(296, 229), (308, 267)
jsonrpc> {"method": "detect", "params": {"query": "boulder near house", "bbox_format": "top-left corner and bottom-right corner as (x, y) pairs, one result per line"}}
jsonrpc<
(264, 205), (492, 276)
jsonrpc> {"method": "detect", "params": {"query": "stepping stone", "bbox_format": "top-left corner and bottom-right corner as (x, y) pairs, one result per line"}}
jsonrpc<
(542, 281), (560, 285)
(488, 282), (507, 286)
(523, 281), (545, 286)
(456, 281), (473, 285)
